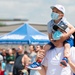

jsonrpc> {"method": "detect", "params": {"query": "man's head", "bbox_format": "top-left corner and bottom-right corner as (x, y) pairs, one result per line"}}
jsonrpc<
(29, 45), (35, 53)
(50, 4), (65, 20)
(35, 45), (43, 52)
(17, 45), (24, 54)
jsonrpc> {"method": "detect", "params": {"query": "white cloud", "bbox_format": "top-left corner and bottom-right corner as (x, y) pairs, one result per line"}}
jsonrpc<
(0, 0), (75, 25)
(57, 0), (75, 5)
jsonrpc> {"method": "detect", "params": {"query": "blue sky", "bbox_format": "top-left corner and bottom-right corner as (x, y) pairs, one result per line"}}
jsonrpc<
(0, 0), (75, 26)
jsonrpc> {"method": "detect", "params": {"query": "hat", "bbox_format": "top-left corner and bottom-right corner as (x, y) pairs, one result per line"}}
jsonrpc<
(53, 24), (68, 32)
(50, 4), (65, 14)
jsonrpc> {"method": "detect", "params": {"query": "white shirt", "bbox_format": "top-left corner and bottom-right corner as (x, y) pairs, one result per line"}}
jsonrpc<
(42, 47), (75, 75)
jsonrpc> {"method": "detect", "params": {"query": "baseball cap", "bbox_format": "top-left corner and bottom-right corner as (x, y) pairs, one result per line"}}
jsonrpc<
(50, 4), (65, 14)
(53, 24), (68, 32)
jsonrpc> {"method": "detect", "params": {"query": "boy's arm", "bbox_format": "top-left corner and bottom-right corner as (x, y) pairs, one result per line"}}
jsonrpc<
(63, 24), (75, 39)
(48, 33), (52, 40)
(48, 33), (55, 43)
(61, 24), (75, 42)
(67, 24), (75, 36)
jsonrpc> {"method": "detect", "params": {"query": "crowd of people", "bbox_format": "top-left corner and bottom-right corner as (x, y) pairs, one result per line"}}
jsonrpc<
(0, 45), (44, 75)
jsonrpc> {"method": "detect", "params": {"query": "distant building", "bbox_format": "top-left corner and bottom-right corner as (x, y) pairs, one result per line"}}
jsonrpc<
(0, 23), (47, 35)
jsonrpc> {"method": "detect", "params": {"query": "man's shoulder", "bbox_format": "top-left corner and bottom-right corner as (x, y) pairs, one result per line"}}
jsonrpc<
(45, 50), (52, 57)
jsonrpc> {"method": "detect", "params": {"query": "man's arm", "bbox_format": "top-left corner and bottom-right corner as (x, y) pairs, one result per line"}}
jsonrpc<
(22, 54), (31, 69)
(66, 47), (75, 73)
(68, 59), (75, 73)
(67, 53), (75, 73)
(38, 65), (47, 75)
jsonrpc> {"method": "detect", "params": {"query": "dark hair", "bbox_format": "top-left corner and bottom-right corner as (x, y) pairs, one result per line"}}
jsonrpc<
(53, 25), (59, 31)
(24, 51), (30, 57)
(24, 51), (29, 54)
(12, 48), (16, 51)
(29, 45), (36, 50)
(40, 46), (43, 49)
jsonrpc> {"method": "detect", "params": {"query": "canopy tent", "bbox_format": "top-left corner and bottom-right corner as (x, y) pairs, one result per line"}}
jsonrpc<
(0, 23), (49, 45)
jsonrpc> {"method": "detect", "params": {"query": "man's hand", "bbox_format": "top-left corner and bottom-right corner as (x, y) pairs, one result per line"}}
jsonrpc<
(36, 49), (45, 61)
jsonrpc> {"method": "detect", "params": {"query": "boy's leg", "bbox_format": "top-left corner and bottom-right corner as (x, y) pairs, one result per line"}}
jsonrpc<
(64, 43), (70, 57)
(60, 37), (74, 67)
(60, 43), (70, 67)
(43, 42), (55, 51)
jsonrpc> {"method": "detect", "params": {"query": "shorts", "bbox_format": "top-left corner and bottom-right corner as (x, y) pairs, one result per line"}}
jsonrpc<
(47, 37), (74, 49)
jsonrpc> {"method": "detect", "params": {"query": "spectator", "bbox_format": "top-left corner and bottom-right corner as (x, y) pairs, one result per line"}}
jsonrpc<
(6, 48), (15, 75)
(28, 45), (40, 75)
(13, 45), (30, 75)
(0, 62), (5, 75)
(1, 48), (7, 63)
(12, 48), (17, 57)
(0, 54), (7, 75)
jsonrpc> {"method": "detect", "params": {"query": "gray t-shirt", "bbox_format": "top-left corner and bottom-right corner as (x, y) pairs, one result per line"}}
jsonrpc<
(47, 17), (70, 34)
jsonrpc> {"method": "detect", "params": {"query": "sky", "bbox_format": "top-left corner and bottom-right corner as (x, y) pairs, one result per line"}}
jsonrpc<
(0, 0), (75, 26)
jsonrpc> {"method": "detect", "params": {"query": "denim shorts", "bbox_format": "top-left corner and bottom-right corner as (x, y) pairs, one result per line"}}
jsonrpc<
(48, 37), (74, 49)
(64, 37), (74, 47)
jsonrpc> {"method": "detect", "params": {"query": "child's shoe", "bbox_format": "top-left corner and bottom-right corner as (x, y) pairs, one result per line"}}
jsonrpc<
(60, 57), (68, 67)
(27, 62), (41, 70)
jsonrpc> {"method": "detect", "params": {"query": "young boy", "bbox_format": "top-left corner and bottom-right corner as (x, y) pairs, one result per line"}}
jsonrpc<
(28, 4), (75, 69)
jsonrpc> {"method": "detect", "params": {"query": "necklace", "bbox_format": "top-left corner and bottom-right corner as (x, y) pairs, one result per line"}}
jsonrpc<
(54, 48), (61, 56)
(54, 48), (62, 60)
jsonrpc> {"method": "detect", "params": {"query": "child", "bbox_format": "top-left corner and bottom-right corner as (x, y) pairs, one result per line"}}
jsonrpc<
(28, 4), (75, 69)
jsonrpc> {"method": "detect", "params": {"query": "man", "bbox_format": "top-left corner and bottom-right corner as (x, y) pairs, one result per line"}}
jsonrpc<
(29, 45), (41, 75)
(37, 25), (75, 75)
(13, 45), (30, 75)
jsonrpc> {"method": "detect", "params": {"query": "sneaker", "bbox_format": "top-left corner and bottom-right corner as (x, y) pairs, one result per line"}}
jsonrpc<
(27, 62), (42, 70)
(60, 57), (68, 67)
